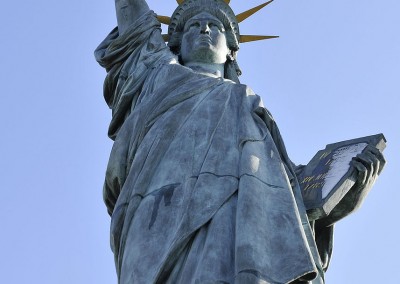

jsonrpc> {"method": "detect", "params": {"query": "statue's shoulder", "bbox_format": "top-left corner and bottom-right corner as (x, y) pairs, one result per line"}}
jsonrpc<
(230, 83), (262, 101)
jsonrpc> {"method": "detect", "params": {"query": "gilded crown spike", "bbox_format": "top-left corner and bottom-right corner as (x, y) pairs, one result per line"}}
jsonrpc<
(157, 15), (171, 25)
(236, 0), (274, 23)
(224, 0), (231, 4)
(240, 35), (279, 43)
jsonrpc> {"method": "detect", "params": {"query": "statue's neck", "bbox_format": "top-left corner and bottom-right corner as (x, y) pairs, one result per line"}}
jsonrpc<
(184, 62), (225, 78)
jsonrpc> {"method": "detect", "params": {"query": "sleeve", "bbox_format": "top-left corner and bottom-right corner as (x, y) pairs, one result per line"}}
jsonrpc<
(95, 12), (175, 216)
(291, 160), (334, 272)
(254, 98), (333, 276)
(94, 11), (174, 139)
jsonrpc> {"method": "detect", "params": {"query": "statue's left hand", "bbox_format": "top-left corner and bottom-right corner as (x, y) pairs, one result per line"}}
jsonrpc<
(317, 145), (386, 227)
(352, 144), (386, 192)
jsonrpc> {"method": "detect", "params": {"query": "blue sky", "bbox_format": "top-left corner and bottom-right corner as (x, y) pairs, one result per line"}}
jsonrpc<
(1, 0), (399, 283)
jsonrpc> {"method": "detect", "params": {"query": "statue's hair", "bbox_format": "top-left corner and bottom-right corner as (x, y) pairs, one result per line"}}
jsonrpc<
(167, 0), (242, 81)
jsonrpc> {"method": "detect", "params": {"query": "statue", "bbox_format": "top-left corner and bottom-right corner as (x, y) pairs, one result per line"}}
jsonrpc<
(95, 1), (386, 283)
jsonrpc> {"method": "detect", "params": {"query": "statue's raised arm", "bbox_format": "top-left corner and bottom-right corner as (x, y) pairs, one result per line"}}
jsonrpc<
(114, 0), (150, 35)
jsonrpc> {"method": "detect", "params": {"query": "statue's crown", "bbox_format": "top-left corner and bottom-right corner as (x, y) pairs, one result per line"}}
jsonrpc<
(157, 0), (278, 45)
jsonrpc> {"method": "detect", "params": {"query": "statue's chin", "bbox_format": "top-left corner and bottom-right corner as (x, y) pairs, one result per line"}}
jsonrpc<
(182, 48), (226, 65)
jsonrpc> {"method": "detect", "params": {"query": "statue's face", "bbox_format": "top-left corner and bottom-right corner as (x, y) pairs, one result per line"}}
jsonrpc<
(180, 12), (230, 65)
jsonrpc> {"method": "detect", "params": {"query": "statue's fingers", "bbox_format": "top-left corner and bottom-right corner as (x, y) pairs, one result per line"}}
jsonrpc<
(363, 151), (380, 177)
(353, 153), (374, 182)
(377, 155), (386, 175)
(364, 145), (386, 175)
(351, 159), (368, 187)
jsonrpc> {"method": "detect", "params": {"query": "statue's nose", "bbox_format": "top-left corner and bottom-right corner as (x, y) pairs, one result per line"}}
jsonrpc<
(200, 23), (211, 34)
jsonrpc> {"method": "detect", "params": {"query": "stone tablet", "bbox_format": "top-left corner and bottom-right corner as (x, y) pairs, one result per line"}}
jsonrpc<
(299, 133), (386, 221)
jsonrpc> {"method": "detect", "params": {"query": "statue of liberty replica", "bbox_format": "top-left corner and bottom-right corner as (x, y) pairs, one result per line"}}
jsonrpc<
(95, 1), (385, 283)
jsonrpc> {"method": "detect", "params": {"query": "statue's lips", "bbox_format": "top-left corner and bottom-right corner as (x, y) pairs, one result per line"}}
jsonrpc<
(196, 35), (212, 44)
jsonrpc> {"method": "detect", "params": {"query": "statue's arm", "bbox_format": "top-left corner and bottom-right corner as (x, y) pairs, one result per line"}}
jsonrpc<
(114, 0), (150, 35)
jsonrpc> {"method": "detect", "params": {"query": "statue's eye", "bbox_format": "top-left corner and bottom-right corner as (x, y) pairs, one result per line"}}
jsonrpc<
(184, 22), (200, 32)
(209, 22), (224, 32)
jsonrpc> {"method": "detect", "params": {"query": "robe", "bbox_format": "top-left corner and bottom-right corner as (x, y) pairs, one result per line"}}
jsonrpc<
(95, 11), (326, 284)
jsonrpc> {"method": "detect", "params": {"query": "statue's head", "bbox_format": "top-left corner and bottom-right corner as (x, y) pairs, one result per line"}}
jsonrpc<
(168, 0), (242, 81)
(161, 0), (277, 81)
(179, 12), (230, 65)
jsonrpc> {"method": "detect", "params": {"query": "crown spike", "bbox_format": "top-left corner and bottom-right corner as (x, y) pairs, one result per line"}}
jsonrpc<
(224, 0), (231, 4)
(157, 15), (171, 25)
(240, 35), (279, 43)
(236, 0), (274, 23)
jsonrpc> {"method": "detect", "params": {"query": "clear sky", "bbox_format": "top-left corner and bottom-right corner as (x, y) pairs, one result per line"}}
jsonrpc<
(1, 0), (399, 283)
